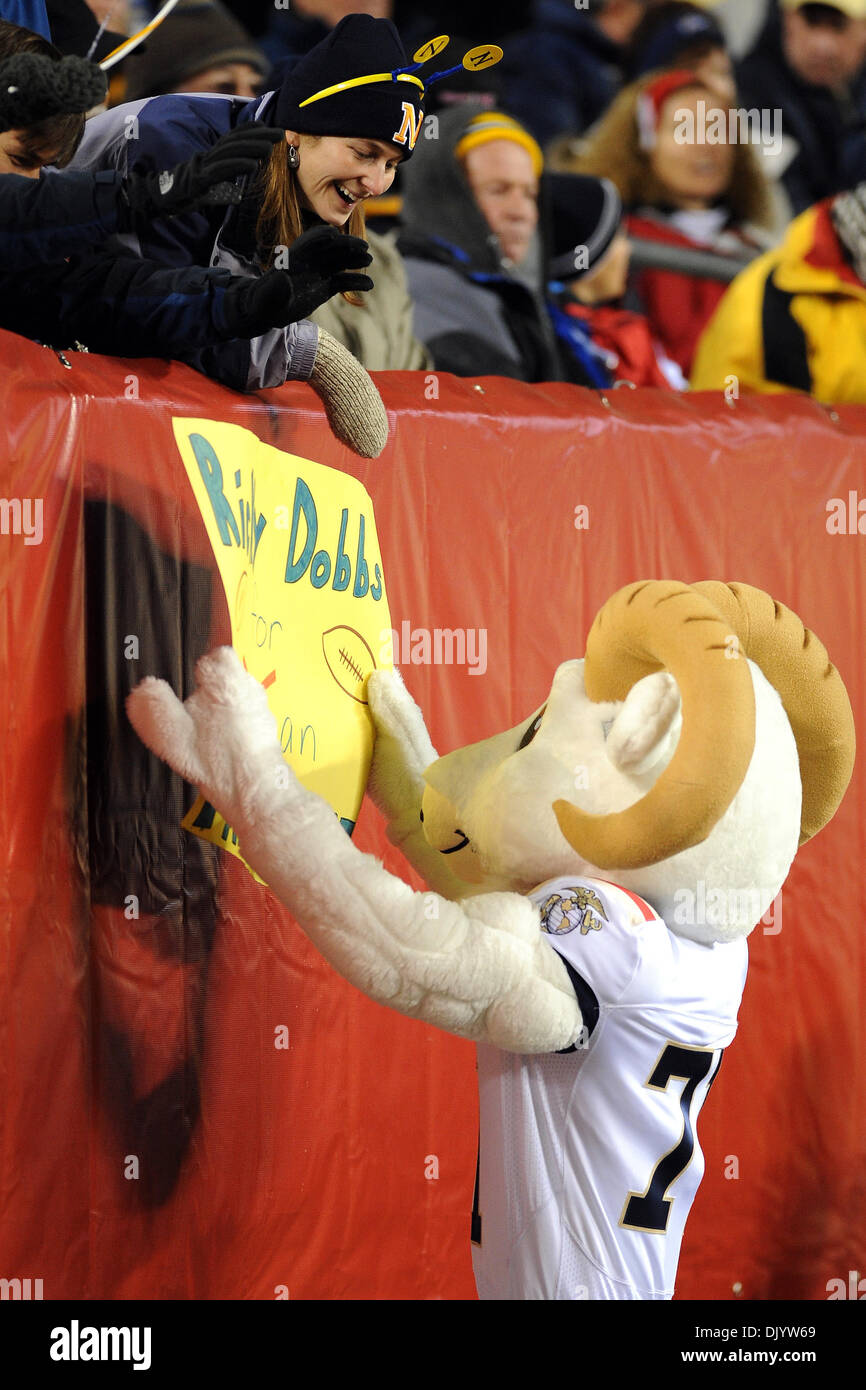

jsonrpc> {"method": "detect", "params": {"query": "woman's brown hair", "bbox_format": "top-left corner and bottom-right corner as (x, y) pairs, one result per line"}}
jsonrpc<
(548, 71), (773, 230)
(256, 137), (368, 303)
(0, 20), (86, 166)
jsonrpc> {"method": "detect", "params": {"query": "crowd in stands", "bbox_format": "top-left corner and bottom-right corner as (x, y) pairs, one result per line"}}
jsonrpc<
(3, 0), (866, 403)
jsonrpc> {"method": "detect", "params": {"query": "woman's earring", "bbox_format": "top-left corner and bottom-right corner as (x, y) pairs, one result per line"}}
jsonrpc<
(287, 145), (300, 170)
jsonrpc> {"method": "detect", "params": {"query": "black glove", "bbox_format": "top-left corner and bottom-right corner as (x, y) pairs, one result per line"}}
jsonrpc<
(119, 122), (284, 226)
(287, 225), (374, 278)
(0, 53), (107, 133)
(266, 224), (375, 319)
(221, 256), (375, 338)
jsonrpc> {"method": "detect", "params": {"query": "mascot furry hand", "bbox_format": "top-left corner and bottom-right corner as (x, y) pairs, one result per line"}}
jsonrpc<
(127, 579), (854, 1301)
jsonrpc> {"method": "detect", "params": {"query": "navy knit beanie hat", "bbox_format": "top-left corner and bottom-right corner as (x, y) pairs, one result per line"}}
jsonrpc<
(548, 173), (623, 282)
(273, 14), (424, 158)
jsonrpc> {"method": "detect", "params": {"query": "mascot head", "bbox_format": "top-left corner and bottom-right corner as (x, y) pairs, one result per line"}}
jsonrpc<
(420, 580), (855, 944)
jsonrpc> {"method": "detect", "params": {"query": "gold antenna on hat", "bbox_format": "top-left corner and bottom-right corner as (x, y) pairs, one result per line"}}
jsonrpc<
(298, 39), (451, 111)
(406, 36), (450, 66)
(416, 42), (504, 85)
(297, 36), (503, 109)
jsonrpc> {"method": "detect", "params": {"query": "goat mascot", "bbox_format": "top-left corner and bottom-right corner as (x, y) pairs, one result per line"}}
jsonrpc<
(127, 579), (855, 1300)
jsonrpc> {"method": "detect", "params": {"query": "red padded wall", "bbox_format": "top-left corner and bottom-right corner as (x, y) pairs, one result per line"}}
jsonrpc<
(1, 330), (863, 1300)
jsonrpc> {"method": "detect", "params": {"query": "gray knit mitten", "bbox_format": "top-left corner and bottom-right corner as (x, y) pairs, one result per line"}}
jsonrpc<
(308, 328), (388, 459)
(831, 184), (866, 285)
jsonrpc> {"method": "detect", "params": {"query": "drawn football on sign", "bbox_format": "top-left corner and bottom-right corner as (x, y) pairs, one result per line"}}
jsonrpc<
(322, 625), (377, 704)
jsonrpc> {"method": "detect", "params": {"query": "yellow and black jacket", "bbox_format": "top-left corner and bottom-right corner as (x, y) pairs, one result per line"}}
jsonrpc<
(691, 201), (866, 403)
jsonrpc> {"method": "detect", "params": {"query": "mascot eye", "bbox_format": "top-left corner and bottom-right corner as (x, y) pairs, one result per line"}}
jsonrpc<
(518, 706), (547, 750)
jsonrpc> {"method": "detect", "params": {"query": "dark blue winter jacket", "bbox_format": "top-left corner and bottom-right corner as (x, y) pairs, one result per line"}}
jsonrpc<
(69, 89), (319, 392)
(0, 167), (251, 354)
(0, 167), (120, 270)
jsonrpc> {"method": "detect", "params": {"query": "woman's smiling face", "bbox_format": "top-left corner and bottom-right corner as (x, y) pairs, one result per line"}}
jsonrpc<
(287, 132), (403, 224)
(648, 87), (734, 210)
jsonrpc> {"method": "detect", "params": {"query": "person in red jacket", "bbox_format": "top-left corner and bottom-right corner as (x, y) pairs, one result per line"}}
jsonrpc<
(553, 67), (776, 377)
(546, 171), (685, 389)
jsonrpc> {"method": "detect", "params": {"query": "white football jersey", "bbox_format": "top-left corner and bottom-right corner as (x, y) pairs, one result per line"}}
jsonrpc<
(471, 875), (748, 1301)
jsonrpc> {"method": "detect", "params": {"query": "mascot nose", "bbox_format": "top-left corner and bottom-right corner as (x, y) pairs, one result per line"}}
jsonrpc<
(420, 782), (465, 852)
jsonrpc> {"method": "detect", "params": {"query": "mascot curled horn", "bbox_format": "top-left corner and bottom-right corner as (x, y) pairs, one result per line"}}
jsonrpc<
(127, 579), (855, 1301)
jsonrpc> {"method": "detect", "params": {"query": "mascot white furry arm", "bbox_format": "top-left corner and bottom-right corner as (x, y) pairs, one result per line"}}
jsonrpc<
(126, 579), (855, 1300)
(126, 644), (582, 1054)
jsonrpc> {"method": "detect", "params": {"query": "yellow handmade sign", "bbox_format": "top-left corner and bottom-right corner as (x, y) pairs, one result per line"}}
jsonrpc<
(172, 418), (390, 875)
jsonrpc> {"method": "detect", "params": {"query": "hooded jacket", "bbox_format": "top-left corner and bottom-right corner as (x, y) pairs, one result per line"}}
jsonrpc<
(737, 7), (866, 216)
(396, 104), (564, 384)
(690, 200), (866, 402)
(68, 89), (319, 393)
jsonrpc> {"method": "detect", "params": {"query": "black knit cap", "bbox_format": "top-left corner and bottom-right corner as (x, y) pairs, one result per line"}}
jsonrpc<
(0, 52), (106, 133)
(273, 14), (424, 158)
(547, 173), (623, 282)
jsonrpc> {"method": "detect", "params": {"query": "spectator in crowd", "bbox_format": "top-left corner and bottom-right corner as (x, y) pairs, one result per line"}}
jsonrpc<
(68, 14), (426, 393)
(397, 106), (564, 382)
(613, 0), (790, 235)
(0, 19), (85, 172)
(252, 4), (430, 371)
(623, 0), (736, 100)
(546, 172), (687, 388)
(554, 68), (775, 377)
(0, 29), (392, 466)
(33, 1), (426, 371)
(737, 0), (866, 217)
(118, 1), (268, 104)
(498, 0), (652, 149)
(0, 39), (368, 357)
(691, 181), (866, 400)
